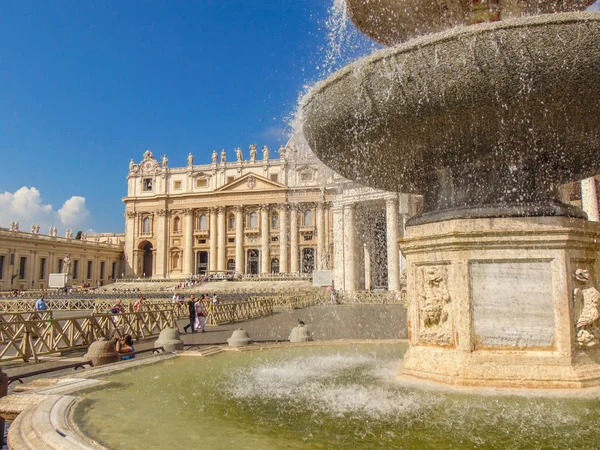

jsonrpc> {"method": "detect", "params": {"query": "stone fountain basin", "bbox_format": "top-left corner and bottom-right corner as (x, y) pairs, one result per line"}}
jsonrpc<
(345, 0), (596, 45)
(302, 13), (600, 214)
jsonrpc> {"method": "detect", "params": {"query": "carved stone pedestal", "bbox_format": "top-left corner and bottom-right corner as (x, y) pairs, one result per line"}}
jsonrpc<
(400, 216), (600, 388)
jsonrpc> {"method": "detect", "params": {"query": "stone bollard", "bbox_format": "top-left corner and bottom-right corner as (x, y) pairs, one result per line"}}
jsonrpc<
(227, 328), (252, 347)
(155, 327), (184, 352)
(84, 338), (120, 366)
(289, 325), (313, 343)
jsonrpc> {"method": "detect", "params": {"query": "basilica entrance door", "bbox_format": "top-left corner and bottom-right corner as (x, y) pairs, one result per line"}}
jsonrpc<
(247, 249), (259, 275)
(301, 248), (315, 273)
(197, 251), (209, 275)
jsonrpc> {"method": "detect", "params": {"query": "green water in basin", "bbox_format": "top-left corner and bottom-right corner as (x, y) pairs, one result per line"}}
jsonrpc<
(75, 343), (600, 449)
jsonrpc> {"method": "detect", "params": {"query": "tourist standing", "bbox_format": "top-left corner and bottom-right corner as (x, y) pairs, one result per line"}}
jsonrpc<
(133, 295), (144, 312)
(183, 296), (197, 333)
(35, 295), (48, 311)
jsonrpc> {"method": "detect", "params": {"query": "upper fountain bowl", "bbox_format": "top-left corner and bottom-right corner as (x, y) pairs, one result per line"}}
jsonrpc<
(302, 13), (600, 223)
(346, 0), (597, 46)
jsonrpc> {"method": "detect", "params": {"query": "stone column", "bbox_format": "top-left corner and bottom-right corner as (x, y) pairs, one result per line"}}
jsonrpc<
(217, 207), (226, 272)
(183, 209), (194, 276)
(343, 203), (357, 291)
(332, 206), (344, 290)
(279, 204), (289, 273)
(290, 205), (299, 273)
(261, 204), (270, 274)
(155, 209), (167, 278)
(235, 206), (245, 274)
(581, 177), (600, 222)
(209, 208), (218, 273)
(125, 212), (136, 276)
(316, 202), (325, 270)
(386, 198), (400, 291)
(364, 243), (371, 291)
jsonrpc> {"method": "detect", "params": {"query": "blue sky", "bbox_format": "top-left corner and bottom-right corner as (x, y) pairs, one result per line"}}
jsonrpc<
(0, 1), (598, 234)
(0, 0), (368, 234)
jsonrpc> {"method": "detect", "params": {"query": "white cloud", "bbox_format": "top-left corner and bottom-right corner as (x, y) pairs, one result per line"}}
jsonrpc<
(58, 196), (89, 229)
(0, 186), (90, 235)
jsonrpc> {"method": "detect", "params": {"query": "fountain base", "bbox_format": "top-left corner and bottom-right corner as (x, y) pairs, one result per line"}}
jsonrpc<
(400, 216), (600, 388)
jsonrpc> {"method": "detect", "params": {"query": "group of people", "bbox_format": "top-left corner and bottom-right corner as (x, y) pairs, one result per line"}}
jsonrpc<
(109, 295), (145, 314)
(183, 295), (210, 333)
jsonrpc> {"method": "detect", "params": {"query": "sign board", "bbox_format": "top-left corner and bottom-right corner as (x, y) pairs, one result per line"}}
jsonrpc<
(48, 273), (71, 289)
(312, 270), (333, 287)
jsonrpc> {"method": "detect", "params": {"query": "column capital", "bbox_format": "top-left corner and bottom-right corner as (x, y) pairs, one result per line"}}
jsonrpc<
(385, 197), (398, 207)
(277, 203), (289, 211)
(217, 206), (227, 214)
(126, 211), (137, 219)
(344, 203), (357, 211)
(234, 205), (245, 213)
(260, 204), (270, 211)
(156, 209), (168, 217)
(182, 208), (193, 216)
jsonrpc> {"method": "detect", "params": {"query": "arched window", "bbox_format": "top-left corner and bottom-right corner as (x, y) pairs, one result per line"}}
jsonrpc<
(172, 253), (180, 269)
(227, 259), (236, 271)
(173, 216), (181, 233)
(199, 214), (208, 230)
(303, 209), (313, 227)
(271, 258), (280, 274)
(228, 214), (235, 230)
(142, 217), (151, 234)
(249, 211), (258, 228)
(271, 213), (279, 229)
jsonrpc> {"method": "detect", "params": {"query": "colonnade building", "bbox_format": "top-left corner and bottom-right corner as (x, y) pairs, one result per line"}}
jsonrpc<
(0, 228), (124, 292)
(123, 146), (419, 291)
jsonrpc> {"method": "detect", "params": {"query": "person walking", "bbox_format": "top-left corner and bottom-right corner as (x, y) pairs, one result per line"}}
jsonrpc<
(194, 298), (206, 332)
(133, 295), (144, 312)
(183, 296), (197, 333)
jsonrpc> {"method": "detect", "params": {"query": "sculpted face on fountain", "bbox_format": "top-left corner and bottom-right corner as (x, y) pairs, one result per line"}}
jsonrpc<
(346, 0), (597, 45)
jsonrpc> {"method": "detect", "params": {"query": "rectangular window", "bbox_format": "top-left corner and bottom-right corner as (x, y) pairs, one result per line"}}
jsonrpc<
(271, 236), (279, 242)
(87, 261), (93, 280)
(100, 261), (106, 280)
(0, 255), (4, 280)
(198, 239), (207, 244)
(174, 180), (182, 190)
(228, 237), (235, 243)
(303, 234), (313, 241)
(73, 260), (79, 279)
(300, 172), (313, 181)
(196, 178), (207, 188)
(19, 257), (27, 280)
(142, 178), (153, 192)
(227, 176), (235, 184)
(39, 258), (46, 280)
(111, 262), (116, 279)
(270, 174), (278, 182)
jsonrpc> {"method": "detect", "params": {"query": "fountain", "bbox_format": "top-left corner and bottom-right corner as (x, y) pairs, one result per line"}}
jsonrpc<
(302, 1), (600, 387)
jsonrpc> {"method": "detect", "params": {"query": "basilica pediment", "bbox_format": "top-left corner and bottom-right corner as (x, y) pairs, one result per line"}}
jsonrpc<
(216, 173), (286, 193)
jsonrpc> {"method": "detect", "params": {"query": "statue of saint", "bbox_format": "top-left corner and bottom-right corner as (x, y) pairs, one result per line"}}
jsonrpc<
(235, 147), (243, 162)
(65, 228), (70, 239)
(35, 224), (40, 234)
(262, 145), (270, 161)
(279, 145), (286, 159)
(14, 221), (19, 231)
(162, 154), (168, 168)
(187, 152), (194, 167)
(30, 224), (36, 233)
(221, 149), (226, 164)
(9, 221), (14, 231)
(212, 150), (218, 164)
(249, 144), (257, 162)
(63, 254), (72, 275)
(129, 159), (135, 172)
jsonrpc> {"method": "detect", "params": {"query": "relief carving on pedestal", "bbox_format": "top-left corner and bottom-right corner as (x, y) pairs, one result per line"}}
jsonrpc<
(574, 269), (600, 348)
(418, 265), (453, 346)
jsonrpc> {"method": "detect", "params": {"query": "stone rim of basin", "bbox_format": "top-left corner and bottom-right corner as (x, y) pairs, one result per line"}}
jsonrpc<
(345, 0), (597, 46)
